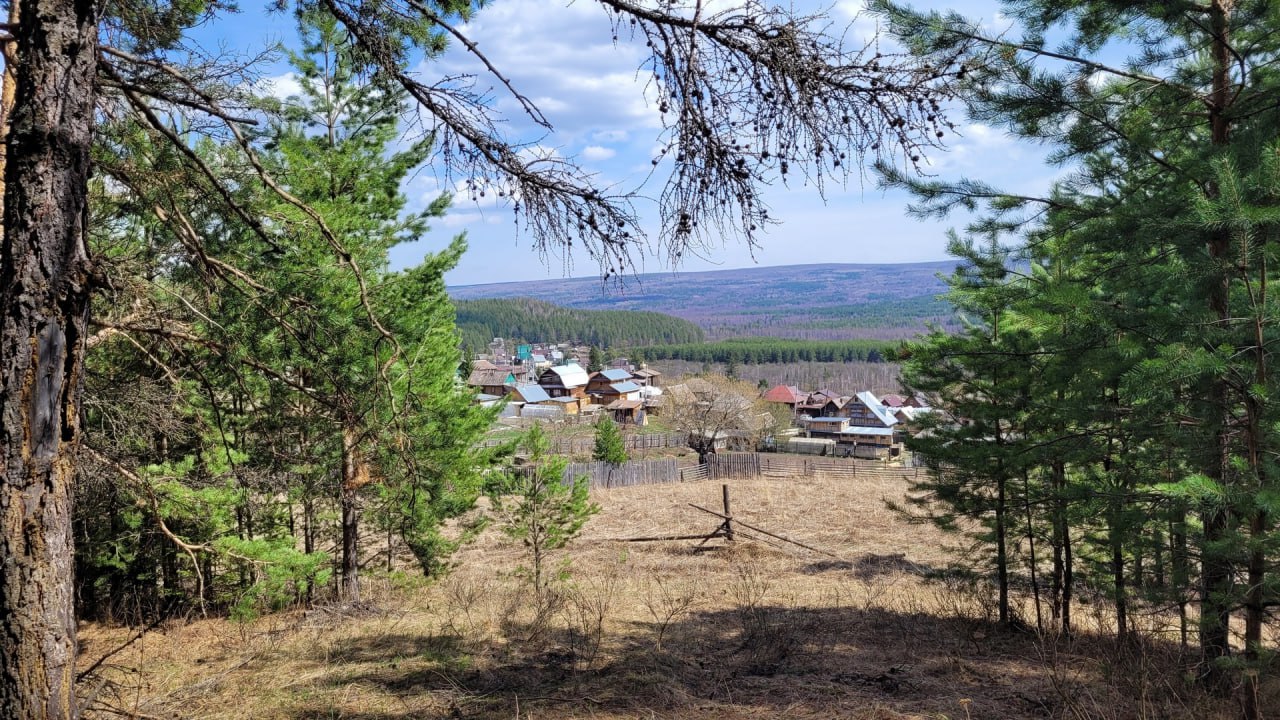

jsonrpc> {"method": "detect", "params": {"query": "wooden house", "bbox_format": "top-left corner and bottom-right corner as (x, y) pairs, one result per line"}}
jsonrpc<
(508, 383), (551, 405)
(467, 367), (517, 396)
(631, 367), (662, 387)
(538, 362), (590, 400)
(587, 368), (633, 397)
(592, 380), (643, 407)
(796, 389), (843, 418)
(605, 398), (646, 425)
(548, 396), (584, 415)
(845, 391), (900, 429)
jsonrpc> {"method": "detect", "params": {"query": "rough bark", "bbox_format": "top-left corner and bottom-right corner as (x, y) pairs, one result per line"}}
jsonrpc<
(0, 1), (99, 718)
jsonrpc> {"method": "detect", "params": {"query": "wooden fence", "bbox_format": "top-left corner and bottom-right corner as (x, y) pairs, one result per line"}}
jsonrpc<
(551, 432), (686, 455)
(564, 459), (683, 489)
(480, 432), (687, 454)
(706, 452), (921, 481)
(563, 452), (920, 490)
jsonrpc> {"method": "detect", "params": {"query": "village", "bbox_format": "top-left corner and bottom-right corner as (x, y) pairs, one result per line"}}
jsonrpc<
(465, 338), (932, 460)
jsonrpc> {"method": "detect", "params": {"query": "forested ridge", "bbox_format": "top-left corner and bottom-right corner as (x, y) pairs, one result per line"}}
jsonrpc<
(454, 297), (705, 349)
(642, 336), (894, 364)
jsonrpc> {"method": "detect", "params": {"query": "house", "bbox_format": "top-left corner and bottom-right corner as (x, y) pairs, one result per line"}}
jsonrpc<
(538, 362), (590, 399)
(587, 368), (634, 397)
(845, 391), (900, 429)
(762, 384), (807, 412)
(631, 366), (662, 387)
(796, 389), (843, 418)
(838, 426), (897, 458)
(879, 393), (907, 408)
(508, 383), (551, 405)
(548, 396), (584, 416)
(803, 415), (898, 458)
(592, 381), (643, 406)
(805, 416), (851, 438)
(467, 367), (517, 396)
(605, 398), (646, 425)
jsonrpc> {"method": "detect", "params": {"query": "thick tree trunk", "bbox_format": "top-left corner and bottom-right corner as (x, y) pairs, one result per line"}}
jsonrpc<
(0, 1), (99, 718)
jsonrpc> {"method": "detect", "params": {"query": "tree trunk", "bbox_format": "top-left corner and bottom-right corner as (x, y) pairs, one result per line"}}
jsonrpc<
(0, 1), (98, 717)
(1199, 0), (1236, 693)
(1050, 456), (1072, 636)
(340, 426), (366, 603)
(995, 472), (1009, 625)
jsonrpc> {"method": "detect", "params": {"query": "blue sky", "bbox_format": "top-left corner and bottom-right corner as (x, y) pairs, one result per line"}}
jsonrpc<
(213, 1), (1055, 286)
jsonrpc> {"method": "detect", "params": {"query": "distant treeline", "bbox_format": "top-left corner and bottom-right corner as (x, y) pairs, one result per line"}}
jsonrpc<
(454, 297), (705, 349)
(641, 337), (897, 364)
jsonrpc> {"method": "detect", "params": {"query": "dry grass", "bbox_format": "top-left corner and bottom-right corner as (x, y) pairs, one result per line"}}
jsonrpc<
(79, 473), (1252, 720)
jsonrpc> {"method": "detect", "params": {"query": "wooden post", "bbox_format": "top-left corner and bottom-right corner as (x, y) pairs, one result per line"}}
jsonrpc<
(722, 484), (734, 542)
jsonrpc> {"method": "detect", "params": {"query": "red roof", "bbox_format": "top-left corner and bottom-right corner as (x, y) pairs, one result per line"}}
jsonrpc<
(763, 384), (806, 404)
(879, 394), (906, 408)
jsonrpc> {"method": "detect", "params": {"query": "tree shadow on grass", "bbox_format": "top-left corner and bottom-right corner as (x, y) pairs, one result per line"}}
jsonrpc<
(283, 603), (1160, 720)
(801, 552), (944, 580)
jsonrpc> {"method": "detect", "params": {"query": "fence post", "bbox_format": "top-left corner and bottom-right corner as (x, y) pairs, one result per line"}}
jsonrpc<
(722, 484), (734, 541)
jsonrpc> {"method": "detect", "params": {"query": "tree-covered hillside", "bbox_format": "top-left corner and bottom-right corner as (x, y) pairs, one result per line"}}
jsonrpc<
(454, 298), (705, 349)
(642, 337), (896, 364)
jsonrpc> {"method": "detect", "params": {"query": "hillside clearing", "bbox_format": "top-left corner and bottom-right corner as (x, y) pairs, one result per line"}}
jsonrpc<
(80, 473), (1243, 719)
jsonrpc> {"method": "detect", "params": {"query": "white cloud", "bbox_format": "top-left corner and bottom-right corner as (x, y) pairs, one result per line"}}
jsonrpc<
(258, 72), (302, 101)
(582, 145), (616, 161)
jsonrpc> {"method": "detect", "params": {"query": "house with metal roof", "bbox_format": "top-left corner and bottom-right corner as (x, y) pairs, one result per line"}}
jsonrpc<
(509, 383), (552, 405)
(538, 362), (590, 399)
(846, 391), (900, 429)
(801, 414), (900, 459)
(587, 369), (634, 397)
(591, 381), (643, 406)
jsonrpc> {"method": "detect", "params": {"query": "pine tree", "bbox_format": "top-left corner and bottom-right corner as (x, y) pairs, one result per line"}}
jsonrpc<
(490, 426), (599, 616)
(878, 0), (1280, 708)
(593, 416), (628, 465)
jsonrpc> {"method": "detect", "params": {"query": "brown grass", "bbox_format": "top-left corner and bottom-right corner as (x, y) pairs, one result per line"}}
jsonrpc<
(79, 473), (1252, 720)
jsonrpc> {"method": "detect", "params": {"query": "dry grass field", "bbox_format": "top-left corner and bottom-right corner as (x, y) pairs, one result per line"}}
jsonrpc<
(79, 472), (1249, 720)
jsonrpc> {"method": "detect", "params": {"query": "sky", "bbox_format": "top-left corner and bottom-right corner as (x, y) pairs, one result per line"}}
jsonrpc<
(210, 0), (1056, 286)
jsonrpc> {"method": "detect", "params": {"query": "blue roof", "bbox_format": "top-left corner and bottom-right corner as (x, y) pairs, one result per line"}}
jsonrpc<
(598, 368), (631, 381)
(840, 426), (895, 437)
(610, 381), (641, 393)
(512, 384), (551, 403)
(809, 416), (849, 423)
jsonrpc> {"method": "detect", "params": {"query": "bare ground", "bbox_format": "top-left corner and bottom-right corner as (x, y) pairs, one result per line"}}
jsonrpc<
(79, 472), (1260, 720)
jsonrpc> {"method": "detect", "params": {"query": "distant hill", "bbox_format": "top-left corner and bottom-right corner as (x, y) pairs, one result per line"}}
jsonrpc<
(450, 262), (958, 340)
(454, 298), (705, 350)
